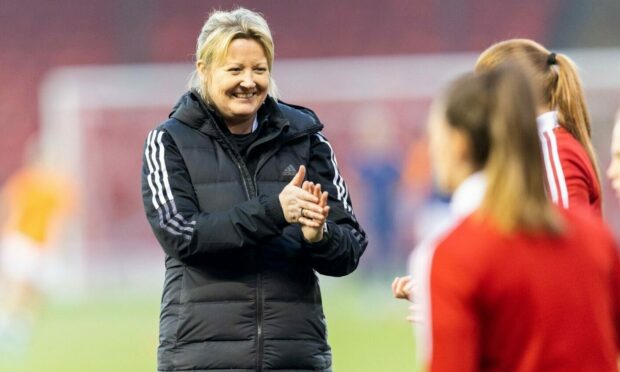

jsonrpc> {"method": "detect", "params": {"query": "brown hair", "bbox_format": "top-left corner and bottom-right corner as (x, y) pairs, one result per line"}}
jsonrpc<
(475, 39), (600, 186)
(443, 64), (562, 233)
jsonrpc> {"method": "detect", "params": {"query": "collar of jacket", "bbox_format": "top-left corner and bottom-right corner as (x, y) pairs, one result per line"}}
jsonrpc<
(168, 90), (323, 141)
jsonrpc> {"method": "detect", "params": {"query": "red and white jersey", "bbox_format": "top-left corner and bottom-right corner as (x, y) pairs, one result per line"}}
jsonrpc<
(537, 111), (601, 215)
(409, 173), (486, 367)
(416, 208), (620, 372)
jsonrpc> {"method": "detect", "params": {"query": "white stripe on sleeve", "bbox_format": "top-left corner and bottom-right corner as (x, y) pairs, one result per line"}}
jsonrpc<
(540, 132), (559, 204)
(315, 133), (352, 212)
(144, 129), (195, 239)
(545, 131), (569, 208)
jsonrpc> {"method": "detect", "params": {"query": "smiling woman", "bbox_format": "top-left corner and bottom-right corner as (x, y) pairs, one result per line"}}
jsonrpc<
(141, 7), (367, 372)
(199, 38), (271, 132)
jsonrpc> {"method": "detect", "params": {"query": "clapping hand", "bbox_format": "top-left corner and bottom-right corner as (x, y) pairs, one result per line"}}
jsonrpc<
(279, 165), (325, 224)
(299, 181), (329, 243)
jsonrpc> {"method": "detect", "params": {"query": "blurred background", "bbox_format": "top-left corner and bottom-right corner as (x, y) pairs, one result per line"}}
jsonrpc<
(1, 0), (620, 371)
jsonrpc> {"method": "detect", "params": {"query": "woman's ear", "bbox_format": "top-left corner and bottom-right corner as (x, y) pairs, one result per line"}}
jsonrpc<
(452, 128), (473, 164)
(196, 61), (207, 81)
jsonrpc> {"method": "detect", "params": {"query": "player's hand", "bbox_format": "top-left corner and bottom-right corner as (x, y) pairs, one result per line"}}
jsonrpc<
(391, 275), (414, 301)
(300, 181), (329, 243)
(279, 166), (324, 224)
(406, 303), (424, 324)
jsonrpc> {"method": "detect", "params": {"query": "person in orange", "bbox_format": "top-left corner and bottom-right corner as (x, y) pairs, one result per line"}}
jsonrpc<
(0, 146), (75, 355)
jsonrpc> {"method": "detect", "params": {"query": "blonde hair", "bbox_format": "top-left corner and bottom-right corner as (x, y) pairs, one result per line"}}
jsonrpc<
(188, 8), (279, 102)
(475, 39), (600, 187)
(443, 64), (562, 233)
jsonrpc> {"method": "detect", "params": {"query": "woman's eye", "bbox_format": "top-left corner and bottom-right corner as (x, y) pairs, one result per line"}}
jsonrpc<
(228, 67), (241, 73)
(254, 67), (267, 73)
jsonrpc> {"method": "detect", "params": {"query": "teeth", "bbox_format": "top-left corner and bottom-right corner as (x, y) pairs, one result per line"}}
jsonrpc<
(234, 92), (255, 98)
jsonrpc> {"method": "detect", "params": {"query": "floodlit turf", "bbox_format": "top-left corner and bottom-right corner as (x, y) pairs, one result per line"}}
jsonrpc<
(0, 277), (417, 372)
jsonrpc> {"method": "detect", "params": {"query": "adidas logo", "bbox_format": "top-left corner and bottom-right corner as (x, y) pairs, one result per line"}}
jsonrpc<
(281, 164), (297, 177)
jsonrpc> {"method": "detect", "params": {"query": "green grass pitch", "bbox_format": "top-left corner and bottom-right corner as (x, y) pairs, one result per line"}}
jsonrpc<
(0, 277), (417, 371)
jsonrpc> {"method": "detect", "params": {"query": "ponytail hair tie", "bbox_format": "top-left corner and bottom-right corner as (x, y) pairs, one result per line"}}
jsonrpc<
(547, 52), (557, 66)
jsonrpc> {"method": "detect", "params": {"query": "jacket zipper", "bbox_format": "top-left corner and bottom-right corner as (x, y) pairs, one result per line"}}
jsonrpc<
(226, 145), (264, 372)
(251, 129), (321, 372)
(216, 124), (320, 372)
(211, 126), (264, 371)
(256, 270), (264, 372)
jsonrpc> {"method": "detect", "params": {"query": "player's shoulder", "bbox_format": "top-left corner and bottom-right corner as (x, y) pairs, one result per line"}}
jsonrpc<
(552, 126), (590, 160)
(433, 215), (498, 260)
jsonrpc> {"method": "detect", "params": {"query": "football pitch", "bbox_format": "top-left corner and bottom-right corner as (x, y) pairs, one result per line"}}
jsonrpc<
(0, 277), (418, 372)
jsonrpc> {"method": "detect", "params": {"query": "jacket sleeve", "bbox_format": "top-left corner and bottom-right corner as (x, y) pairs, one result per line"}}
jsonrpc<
(141, 128), (288, 263)
(561, 147), (593, 212)
(305, 132), (368, 276)
(543, 131), (595, 212)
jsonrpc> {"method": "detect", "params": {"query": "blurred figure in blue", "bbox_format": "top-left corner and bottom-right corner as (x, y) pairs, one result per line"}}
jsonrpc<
(349, 105), (401, 273)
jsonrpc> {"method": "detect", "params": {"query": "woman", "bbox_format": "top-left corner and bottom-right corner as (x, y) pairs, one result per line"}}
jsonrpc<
(411, 65), (620, 371)
(476, 39), (602, 215)
(141, 8), (367, 372)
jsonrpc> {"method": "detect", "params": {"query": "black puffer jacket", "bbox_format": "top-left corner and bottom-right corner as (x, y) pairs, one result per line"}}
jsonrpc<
(142, 91), (367, 372)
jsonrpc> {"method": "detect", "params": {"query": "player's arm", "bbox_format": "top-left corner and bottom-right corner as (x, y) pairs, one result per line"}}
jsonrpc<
(142, 128), (288, 263)
(304, 132), (368, 276)
(557, 141), (595, 211)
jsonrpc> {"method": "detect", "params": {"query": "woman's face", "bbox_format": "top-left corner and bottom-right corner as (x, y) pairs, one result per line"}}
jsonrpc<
(428, 103), (473, 194)
(201, 38), (270, 129)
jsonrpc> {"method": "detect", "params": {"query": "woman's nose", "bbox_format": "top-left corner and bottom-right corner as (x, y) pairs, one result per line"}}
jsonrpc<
(240, 72), (256, 88)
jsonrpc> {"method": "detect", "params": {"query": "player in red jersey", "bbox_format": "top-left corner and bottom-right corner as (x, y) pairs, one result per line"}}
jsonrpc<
(409, 65), (620, 372)
(475, 39), (601, 215)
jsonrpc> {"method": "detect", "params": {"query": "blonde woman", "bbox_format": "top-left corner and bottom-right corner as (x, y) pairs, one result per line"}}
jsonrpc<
(411, 65), (620, 371)
(141, 8), (367, 371)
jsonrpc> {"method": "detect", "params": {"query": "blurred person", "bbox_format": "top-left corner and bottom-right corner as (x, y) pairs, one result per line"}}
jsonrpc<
(0, 140), (75, 355)
(476, 39), (602, 215)
(141, 8), (367, 372)
(406, 65), (620, 371)
(608, 109), (620, 202)
(349, 105), (401, 272)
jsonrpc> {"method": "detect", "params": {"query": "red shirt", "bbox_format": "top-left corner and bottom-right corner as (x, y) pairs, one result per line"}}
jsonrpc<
(423, 209), (620, 372)
(538, 112), (601, 215)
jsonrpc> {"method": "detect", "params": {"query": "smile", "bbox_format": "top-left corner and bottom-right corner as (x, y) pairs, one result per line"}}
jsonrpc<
(232, 92), (257, 99)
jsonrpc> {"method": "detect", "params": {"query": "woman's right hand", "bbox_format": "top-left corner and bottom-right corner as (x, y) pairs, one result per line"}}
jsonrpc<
(279, 165), (325, 224)
(300, 181), (330, 242)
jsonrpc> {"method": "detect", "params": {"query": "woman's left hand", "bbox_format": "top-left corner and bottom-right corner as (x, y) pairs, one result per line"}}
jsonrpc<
(300, 181), (329, 243)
